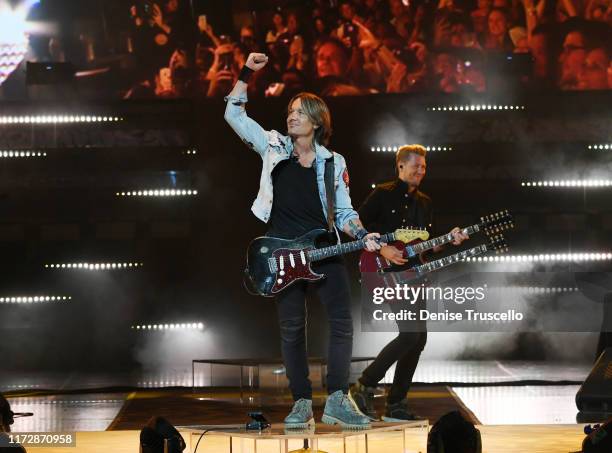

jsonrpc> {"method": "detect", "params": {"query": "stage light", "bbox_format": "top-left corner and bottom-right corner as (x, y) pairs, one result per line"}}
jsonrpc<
(428, 104), (525, 112)
(184, 149), (198, 155)
(490, 286), (579, 294)
(131, 322), (204, 331)
(0, 150), (47, 158)
(370, 145), (452, 152)
(115, 189), (198, 197)
(44, 262), (143, 270)
(0, 115), (122, 124)
(425, 146), (452, 151)
(465, 252), (612, 263)
(11, 398), (124, 405)
(138, 380), (193, 387)
(521, 180), (612, 188)
(0, 295), (71, 304)
(587, 144), (611, 150)
(0, 2), (36, 86)
(4, 384), (41, 389)
(51, 399), (123, 404)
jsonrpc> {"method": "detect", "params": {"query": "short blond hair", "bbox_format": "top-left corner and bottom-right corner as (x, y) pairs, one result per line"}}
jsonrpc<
(396, 144), (427, 168)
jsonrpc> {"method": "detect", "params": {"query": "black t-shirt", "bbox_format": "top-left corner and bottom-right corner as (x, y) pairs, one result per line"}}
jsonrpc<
(358, 179), (433, 235)
(267, 157), (327, 239)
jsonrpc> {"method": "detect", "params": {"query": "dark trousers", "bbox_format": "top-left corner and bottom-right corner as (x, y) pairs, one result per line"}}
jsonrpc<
(360, 330), (427, 404)
(360, 287), (427, 404)
(275, 259), (353, 401)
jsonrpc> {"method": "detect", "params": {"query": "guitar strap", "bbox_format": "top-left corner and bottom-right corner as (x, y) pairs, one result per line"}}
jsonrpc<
(324, 155), (335, 234)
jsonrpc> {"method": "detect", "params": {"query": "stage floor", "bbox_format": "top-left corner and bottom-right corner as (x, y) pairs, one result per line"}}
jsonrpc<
(452, 385), (582, 424)
(2, 360), (593, 432)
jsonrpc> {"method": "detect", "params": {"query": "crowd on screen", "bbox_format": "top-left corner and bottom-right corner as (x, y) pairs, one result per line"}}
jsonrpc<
(124, 0), (612, 98)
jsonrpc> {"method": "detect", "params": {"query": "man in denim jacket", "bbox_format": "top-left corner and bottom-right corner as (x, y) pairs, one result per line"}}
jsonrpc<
(225, 52), (381, 429)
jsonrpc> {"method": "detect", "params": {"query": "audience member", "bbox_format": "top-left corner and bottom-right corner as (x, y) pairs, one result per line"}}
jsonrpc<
(121, 0), (611, 97)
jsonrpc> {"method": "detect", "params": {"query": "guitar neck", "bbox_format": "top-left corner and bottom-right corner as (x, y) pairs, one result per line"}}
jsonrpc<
(411, 224), (480, 254)
(414, 243), (489, 275)
(307, 232), (396, 262)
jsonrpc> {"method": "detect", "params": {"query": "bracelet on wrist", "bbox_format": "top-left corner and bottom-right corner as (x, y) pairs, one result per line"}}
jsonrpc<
(356, 229), (369, 240)
(238, 65), (254, 83)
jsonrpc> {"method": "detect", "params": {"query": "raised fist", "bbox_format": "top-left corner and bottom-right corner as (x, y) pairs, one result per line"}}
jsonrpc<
(245, 53), (269, 71)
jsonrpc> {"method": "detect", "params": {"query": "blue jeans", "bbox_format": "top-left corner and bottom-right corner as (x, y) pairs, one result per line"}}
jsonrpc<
(275, 259), (353, 401)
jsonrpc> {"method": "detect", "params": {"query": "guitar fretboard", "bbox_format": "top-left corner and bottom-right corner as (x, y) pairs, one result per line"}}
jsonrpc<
(307, 232), (396, 262)
(414, 244), (489, 274)
(411, 225), (480, 254)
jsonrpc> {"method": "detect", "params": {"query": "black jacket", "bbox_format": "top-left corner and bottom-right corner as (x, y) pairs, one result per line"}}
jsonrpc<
(358, 179), (433, 235)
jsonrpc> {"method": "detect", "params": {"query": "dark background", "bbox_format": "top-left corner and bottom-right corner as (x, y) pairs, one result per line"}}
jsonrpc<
(0, 90), (610, 373)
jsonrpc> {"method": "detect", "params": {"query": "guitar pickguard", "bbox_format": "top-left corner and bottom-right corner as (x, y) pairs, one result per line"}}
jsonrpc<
(270, 247), (323, 294)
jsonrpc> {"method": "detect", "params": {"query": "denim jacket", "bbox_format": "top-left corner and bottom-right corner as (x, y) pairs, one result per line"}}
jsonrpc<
(224, 92), (359, 232)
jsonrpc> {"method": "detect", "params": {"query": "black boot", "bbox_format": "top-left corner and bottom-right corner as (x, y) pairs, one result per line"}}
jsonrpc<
(383, 398), (424, 422)
(348, 381), (379, 421)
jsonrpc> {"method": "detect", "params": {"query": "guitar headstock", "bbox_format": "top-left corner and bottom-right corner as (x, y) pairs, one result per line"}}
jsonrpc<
(480, 210), (514, 235)
(486, 234), (509, 254)
(395, 227), (429, 243)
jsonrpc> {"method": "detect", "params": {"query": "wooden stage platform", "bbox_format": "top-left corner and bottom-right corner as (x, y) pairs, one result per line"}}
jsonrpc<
(6, 384), (594, 452)
(23, 424), (587, 453)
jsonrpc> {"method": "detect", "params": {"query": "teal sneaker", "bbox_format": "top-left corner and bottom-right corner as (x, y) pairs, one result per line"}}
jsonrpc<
(322, 390), (371, 429)
(284, 398), (314, 429)
(349, 382), (379, 421)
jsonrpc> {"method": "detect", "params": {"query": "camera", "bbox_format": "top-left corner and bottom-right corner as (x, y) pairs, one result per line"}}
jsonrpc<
(342, 21), (359, 47)
(275, 32), (292, 49)
(216, 35), (235, 71)
(219, 52), (234, 71)
(393, 47), (420, 72)
(135, 0), (156, 20)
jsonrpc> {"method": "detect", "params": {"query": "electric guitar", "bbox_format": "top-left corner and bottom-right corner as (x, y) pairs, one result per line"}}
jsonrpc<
(410, 234), (508, 278)
(359, 210), (513, 274)
(365, 234), (509, 288)
(244, 228), (429, 297)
